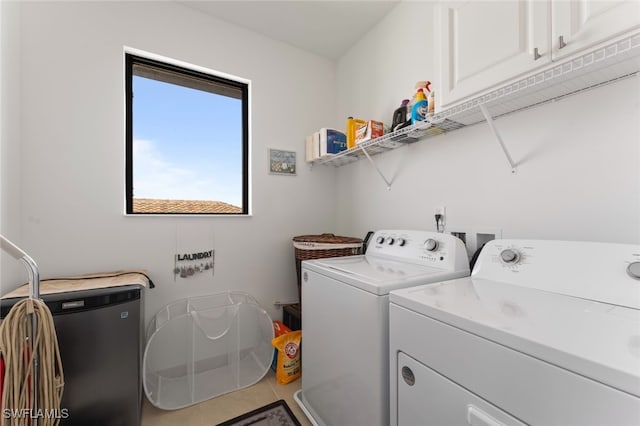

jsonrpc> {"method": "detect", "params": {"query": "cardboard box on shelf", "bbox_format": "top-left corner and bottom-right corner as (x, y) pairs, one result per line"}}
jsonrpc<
(356, 120), (384, 145)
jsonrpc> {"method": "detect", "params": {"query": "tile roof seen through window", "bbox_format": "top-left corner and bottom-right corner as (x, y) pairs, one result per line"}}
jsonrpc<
(133, 198), (242, 214)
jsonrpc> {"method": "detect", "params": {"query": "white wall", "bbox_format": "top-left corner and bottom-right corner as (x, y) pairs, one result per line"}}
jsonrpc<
(334, 1), (640, 248)
(337, 1), (434, 127)
(5, 0), (640, 330)
(0, 0), (25, 287)
(11, 1), (338, 324)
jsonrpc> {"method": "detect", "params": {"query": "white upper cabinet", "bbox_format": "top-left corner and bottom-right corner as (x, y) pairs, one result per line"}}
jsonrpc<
(438, 0), (550, 110)
(551, 0), (640, 59)
(438, 0), (640, 109)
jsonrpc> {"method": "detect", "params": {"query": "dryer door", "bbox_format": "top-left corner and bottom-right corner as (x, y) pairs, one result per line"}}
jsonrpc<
(397, 352), (526, 426)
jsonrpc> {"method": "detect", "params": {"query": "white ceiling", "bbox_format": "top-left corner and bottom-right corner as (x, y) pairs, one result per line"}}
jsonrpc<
(179, 1), (401, 60)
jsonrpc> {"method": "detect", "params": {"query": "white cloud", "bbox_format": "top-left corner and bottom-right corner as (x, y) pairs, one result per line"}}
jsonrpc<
(132, 139), (240, 205)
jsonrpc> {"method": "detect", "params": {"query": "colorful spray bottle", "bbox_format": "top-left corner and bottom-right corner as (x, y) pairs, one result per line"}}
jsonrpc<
(411, 81), (432, 123)
(411, 89), (428, 124)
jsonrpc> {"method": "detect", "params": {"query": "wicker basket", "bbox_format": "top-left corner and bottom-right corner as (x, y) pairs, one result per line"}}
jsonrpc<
(292, 233), (363, 308)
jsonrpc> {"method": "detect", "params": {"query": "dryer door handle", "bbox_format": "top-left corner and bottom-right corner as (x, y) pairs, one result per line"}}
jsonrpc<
(467, 404), (505, 426)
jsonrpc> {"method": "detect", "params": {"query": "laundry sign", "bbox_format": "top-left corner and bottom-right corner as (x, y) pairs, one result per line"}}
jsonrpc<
(174, 249), (215, 280)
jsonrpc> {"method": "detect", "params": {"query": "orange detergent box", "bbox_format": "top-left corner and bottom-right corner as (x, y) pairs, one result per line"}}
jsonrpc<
(355, 120), (384, 145)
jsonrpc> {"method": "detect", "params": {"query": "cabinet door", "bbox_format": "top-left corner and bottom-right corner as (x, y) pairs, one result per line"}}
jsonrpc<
(552, 0), (640, 60)
(438, 0), (549, 109)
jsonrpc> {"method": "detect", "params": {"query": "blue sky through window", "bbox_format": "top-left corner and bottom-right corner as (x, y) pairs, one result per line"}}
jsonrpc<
(132, 76), (243, 207)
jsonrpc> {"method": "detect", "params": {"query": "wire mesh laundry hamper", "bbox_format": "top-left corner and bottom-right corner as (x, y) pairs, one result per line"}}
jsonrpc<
(143, 291), (273, 410)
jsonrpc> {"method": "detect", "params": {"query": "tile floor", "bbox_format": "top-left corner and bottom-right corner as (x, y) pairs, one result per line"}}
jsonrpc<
(141, 370), (312, 426)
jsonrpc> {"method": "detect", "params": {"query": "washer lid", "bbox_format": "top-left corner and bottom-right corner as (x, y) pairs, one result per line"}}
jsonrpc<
(390, 278), (640, 397)
(304, 255), (467, 295)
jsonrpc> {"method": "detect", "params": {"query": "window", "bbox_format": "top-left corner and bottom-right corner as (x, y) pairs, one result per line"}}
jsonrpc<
(125, 53), (249, 215)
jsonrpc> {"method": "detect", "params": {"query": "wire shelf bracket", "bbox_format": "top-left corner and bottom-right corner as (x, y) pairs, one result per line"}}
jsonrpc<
(360, 145), (393, 190)
(479, 104), (517, 173)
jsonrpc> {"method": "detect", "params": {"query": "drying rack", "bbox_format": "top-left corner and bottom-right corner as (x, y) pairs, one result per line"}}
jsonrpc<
(1, 235), (41, 426)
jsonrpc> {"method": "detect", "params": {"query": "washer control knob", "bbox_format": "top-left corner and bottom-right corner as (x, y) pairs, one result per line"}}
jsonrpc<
(376, 236), (385, 244)
(627, 261), (640, 280)
(386, 237), (395, 245)
(397, 238), (406, 247)
(424, 239), (438, 252)
(500, 249), (520, 264)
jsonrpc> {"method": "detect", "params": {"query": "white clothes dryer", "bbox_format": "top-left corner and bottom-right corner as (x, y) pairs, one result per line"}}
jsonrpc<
(389, 239), (640, 426)
(294, 230), (469, 426)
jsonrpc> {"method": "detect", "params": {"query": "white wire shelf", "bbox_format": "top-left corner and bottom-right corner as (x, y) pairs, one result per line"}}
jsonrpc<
(312, 31), (640, 170)
(312, 118), (464, 167)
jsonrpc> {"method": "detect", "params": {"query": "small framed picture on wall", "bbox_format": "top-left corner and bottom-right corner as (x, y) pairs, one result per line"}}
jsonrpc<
(269, 148), (296, 175)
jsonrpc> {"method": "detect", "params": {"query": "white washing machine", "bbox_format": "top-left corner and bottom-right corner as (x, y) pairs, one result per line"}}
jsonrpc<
(294, 230), (470, 426)
(389, 239), (640, 426)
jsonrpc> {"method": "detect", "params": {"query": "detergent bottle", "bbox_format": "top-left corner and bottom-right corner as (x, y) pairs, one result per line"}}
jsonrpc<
(428, 90), (435, 116)
(410, 89), (428, 124)
(346, 116), (366, 149)
(347, 117), (356, 149)
(391, 99), (410, 131)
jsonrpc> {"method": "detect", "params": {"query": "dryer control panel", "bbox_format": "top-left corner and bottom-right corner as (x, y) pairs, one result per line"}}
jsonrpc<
(473, 239), (640, 310)
(367, 230), (469, 273)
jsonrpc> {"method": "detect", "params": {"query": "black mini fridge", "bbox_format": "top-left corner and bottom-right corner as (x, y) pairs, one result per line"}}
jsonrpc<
(1, 284), (144, 426)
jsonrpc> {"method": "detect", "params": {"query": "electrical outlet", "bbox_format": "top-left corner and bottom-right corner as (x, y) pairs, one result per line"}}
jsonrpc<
(434, 206), (446, 231)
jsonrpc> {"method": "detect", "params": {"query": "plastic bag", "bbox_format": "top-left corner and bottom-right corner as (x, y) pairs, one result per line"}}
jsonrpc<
(273, 320), (292, 337)
(271, 330), (302, 384)
(271, 321), (292, 371)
